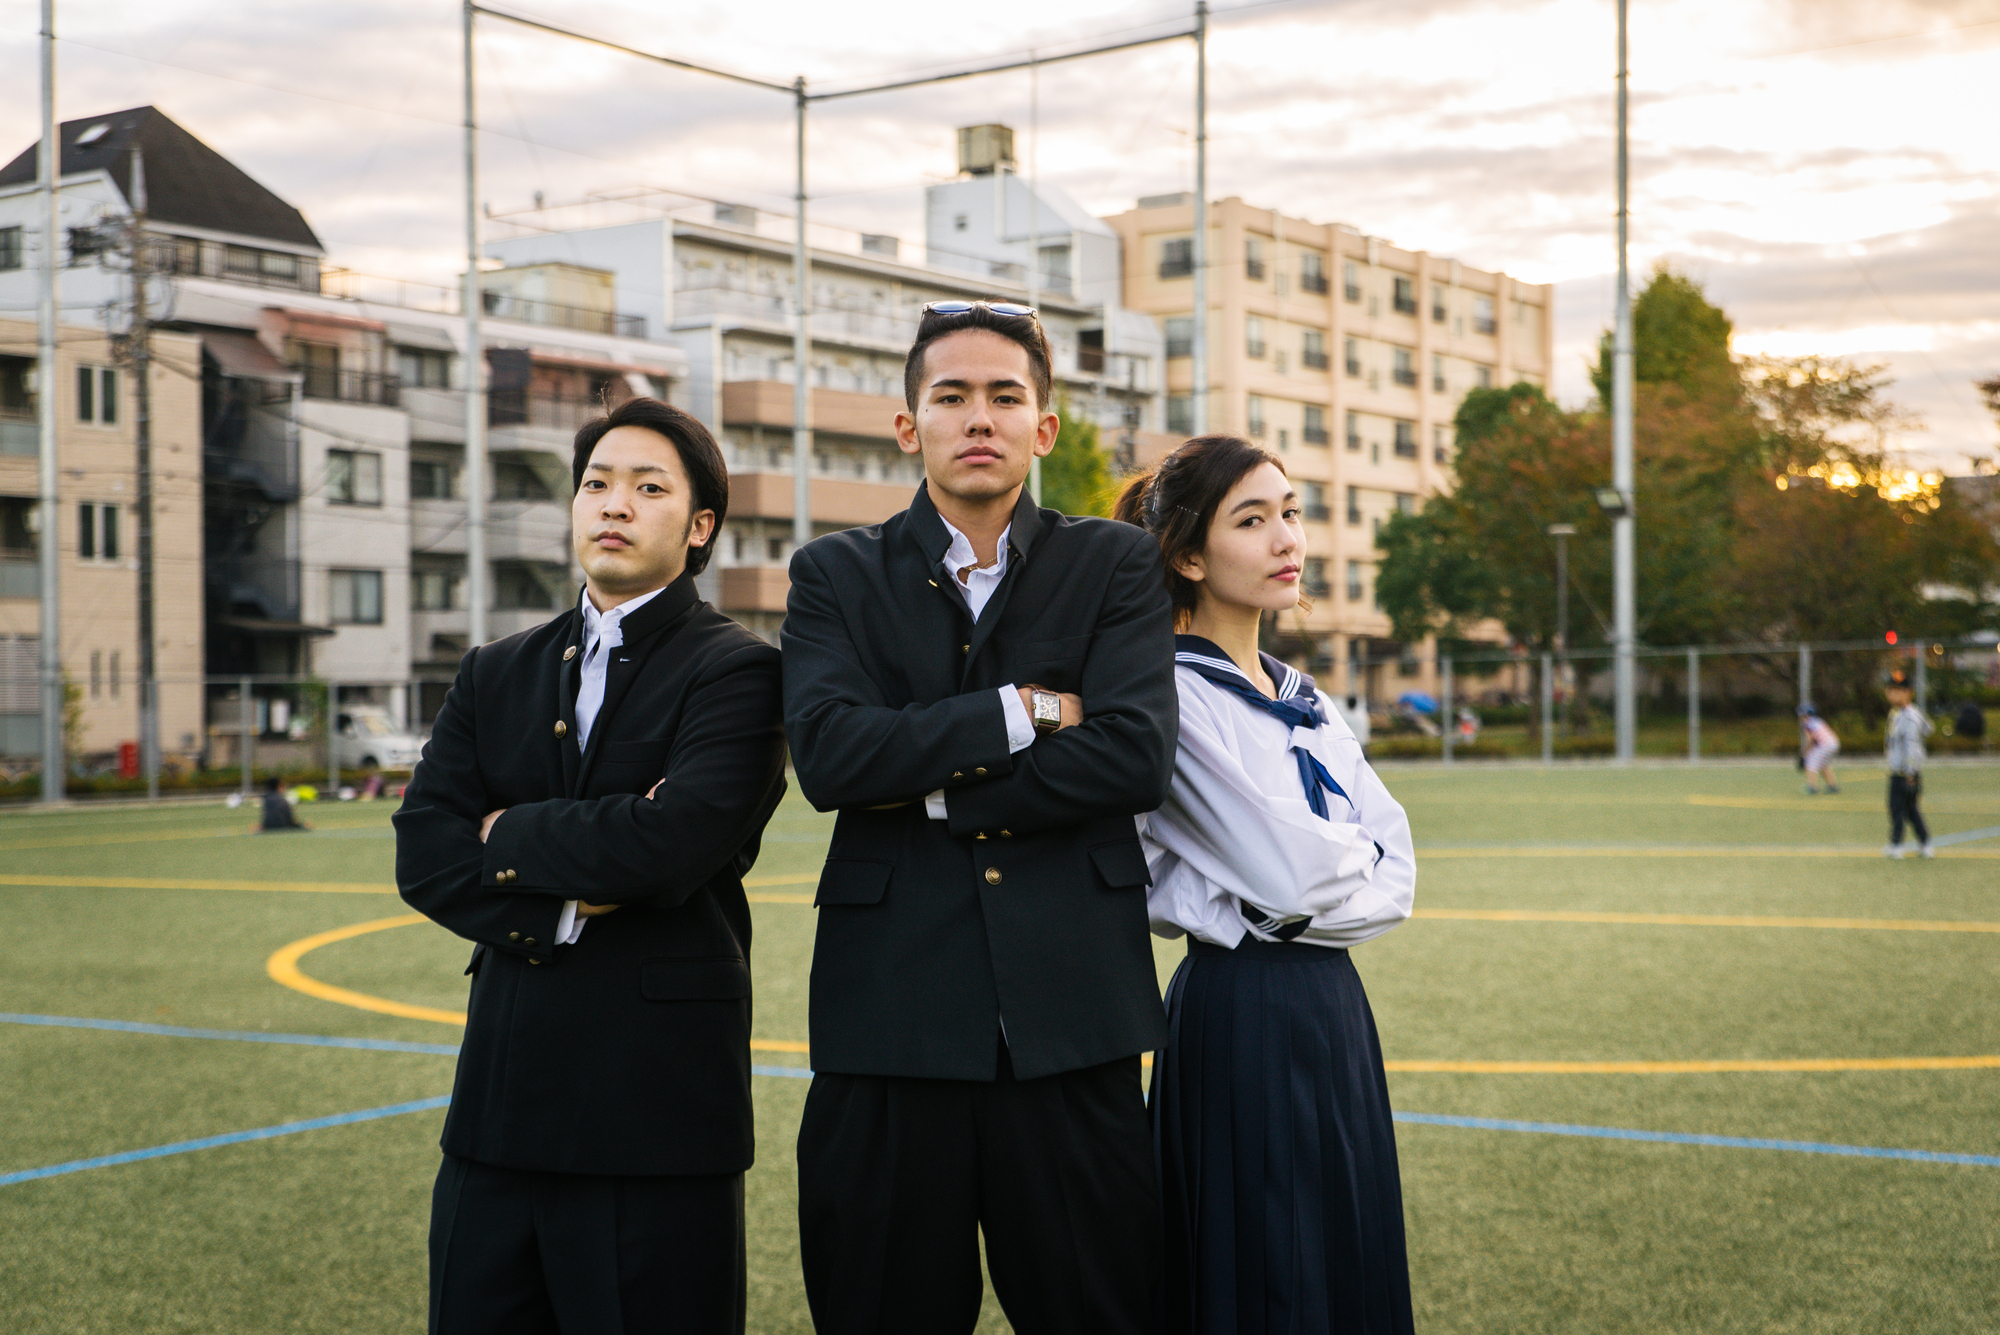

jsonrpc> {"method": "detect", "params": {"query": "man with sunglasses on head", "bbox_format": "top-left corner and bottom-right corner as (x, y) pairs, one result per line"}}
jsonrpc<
(782, 300), (1178, 1334)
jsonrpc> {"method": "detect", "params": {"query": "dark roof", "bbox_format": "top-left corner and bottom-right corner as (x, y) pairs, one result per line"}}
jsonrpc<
(0, 106), (322, 252)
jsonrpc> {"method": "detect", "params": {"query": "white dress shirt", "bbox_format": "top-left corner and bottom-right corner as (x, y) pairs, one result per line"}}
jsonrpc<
(1141, 665), (1416, 949)
(924, 515), (1037, 820)
(553, 584), (668, 945)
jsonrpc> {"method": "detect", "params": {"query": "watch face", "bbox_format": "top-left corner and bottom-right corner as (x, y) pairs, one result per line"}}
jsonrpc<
(1033, 692), (1062, 726)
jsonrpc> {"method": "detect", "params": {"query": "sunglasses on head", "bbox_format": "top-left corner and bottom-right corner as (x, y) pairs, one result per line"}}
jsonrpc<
(921, 300), (1038, 320)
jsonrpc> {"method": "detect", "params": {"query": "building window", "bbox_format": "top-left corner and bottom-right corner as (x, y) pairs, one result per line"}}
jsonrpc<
(1167, 394), (1194, 436)
(1159, 237), (1194, 280)
(326, 449), (383, 506)
(1343, 261), (1361, 303)
(1434, 426), (1452, 464)
(410, 459), (454, 500)
(1398, 649), (1421, 675)
(1392, 348), (1417, 387)
(1394, 420), (1418, 458)
(1303, 481), (1329, 522)
(1300, 252), (1328, 295)
(494, 459), (552, 501)
(110, 649), (120, 698)
(76, 366), (117, 425)
(1475, 363), (1493, 389)
(1392, 277), (1417, 316)
(396, 347), (451, 389)
(1344, 338), (1360, 378)
(1432, 354), (1446, 393)
(1303, 404), (1328, 445)
(77, 502), (119, 561)
(1303, 557), (1329, 597)
(495, 563), (558, 610)
(1246, 395), (1267, 438)
(1473, 295), (1496, 335)
(329, 569), (384, 624)
(1347, 485), (1362, 525)
(295, 341), (340, 399)
(1245, 317), (1266, 360)
(1345, 411), (1360, 452)
(953, 213), (968, 232)
(412, 569), (458, 611)
(1396, 493), (1416, 515)
(1431, 284), (1447, 323)
(0, 227), (21, 271)
(1245, 238), (1266, 281)
(1165, 317), (1193, 359)
(1302, 330), (1328, 370)
(1346, 560), (1365, 604)
(89, 650), (101, 698)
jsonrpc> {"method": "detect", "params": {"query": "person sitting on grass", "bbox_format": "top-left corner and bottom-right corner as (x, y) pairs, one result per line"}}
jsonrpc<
(256, 777), (309, 832)
(1797, 705), (1840, 795)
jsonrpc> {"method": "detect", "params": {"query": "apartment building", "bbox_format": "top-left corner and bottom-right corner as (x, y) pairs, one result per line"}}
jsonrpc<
(1103, 195), (1554, 700)
(0, 316), (205, 761)
(486, 170), (1170, 640)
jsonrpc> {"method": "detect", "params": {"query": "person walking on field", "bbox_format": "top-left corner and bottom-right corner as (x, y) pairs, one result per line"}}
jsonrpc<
(1115, 435), (1418, 1335)
(1883, 670), (1933, 859)
(1797, 705), (1840, 794)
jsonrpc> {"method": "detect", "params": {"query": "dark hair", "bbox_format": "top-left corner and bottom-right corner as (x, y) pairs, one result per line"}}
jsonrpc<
(1113, 434), (1292, 621)
(571, 397), (729, 577)
(903, 302), (1054, 412)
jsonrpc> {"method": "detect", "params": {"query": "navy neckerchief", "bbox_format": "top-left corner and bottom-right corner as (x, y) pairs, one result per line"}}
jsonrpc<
(1174, 635), (1349, 819)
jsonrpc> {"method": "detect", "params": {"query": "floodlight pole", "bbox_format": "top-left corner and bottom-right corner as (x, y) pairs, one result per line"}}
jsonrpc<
(463, 0), (489, 648)
(1611, 0), (1636, 762)
(1027, 51), (1041, 506)
(1191, 0), (1209, 436)
(792, 78), (812, 554)
(37, 0), (63, 802)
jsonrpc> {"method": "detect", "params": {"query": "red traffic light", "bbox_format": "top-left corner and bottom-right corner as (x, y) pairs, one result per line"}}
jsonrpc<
(1885, 630), (1899, 645)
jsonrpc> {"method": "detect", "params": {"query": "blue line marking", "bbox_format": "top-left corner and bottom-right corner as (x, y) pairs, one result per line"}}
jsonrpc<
(753, 1064), (814, 1079)
(0, 1096), (453, 1187)
(0, 1012), (460, 1056)
(1394, 1112), (2000, 1167)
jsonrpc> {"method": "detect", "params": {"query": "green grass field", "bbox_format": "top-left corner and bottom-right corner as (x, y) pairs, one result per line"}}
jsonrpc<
(3, 762), (1997, 1333)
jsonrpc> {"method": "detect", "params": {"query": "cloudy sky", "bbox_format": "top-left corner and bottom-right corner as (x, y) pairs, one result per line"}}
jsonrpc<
(3, 0), (1996, 469)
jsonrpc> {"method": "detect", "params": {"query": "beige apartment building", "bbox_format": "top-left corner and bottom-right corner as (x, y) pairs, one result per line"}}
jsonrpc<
(0, 317), (204, 761)
(1104, 195), (1553, 702)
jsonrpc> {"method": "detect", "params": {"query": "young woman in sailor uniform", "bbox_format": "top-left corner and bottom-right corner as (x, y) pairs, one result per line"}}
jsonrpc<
(1115, 435), (1417, 1335)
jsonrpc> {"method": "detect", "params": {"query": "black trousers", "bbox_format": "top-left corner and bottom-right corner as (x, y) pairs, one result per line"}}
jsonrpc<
(1889, 772), (1929, 846)
(429, 1154), (745, 1335)
(796, 1044), (1159, 1335)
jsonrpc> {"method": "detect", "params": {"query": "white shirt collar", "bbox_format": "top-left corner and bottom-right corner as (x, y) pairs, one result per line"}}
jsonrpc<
(580, 583), (667, 648)
(938, 516), (1011, 584)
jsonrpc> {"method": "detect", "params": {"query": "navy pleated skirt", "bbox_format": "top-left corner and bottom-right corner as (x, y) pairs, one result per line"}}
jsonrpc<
(1150, 937), (1414, 1335)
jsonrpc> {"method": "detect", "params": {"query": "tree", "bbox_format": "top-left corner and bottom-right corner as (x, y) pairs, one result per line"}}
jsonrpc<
(1590, 263), (1737, 405)
(1040, 401), (1116, 516)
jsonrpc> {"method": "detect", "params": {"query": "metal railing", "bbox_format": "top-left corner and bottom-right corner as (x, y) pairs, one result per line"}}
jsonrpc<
(298, 367), (401, 407)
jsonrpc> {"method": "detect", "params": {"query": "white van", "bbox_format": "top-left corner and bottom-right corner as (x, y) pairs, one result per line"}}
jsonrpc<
(334, 706), (424, 772)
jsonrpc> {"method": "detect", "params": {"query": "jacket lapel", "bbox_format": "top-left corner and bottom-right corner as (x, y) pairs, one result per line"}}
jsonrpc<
(572, 572), (701, 792)
(962, 487), (1048, 682)
(556, 605), (585, 796)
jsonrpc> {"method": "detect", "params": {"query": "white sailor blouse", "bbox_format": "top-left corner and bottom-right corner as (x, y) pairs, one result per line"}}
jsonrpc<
(1140, 637), (1416, 950)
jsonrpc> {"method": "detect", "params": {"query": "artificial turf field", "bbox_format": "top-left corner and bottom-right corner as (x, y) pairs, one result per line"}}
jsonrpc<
(2, 761), (1997, 1334)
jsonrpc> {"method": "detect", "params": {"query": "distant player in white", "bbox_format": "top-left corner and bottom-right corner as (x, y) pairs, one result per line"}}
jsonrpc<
(1797, 705), (1840, 794)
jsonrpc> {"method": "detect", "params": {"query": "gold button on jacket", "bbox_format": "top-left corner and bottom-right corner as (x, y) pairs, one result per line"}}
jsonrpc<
(984, 867), (1002, 885)
(554, 720), (567, 738)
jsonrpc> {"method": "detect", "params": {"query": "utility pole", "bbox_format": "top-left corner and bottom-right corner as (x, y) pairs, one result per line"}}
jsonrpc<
(1026, 51), (1041, 505)
(1611, 0), (1637, 762)
(462, 0), (488, 648)
(791, 77), (812, 555)
(1190, 0), (1209, 436)
(127, 143), (159, 799)
(36, 0), (63, 804)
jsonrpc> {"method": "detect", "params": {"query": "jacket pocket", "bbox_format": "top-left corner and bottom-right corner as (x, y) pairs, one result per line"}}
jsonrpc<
(814, 858), (892, 906)
(1089, 839), (1151, 890)
(640, 956), (750, 1001)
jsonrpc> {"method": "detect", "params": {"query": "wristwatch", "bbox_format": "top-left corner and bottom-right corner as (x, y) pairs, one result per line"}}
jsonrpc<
(1028, 686), (1062, 735)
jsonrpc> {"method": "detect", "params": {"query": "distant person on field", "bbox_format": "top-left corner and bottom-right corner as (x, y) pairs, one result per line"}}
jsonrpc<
(256, 776), (307, 832)
(1883, 670), (1933, 859)
(394, 397), (787, 1334)
(1796, 705), (1840, 794)
(1116, 435), (1418, 1335)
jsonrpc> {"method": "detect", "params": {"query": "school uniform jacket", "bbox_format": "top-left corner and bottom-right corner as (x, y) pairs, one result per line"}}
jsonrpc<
(394, 570), (786, 1177)
(782, 482), (1178, 1083)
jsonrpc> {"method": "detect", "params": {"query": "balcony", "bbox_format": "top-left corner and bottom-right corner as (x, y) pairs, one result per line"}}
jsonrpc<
(1245, 258), (1266, 281)
(1300, 272), (1329, 295)
(1433, 375), (1447, 393)
(1432, 303), (1447, 323)
(1345, 358), (1361, 378)
(1304, 502), (1330, 522)
(209, 556), (301, 623)
(1245, 341), (1266, 360)
(481, 289), (645, 339)
(1344, 283), (1361, 303)
(0, 557), (36, 599)
(1302, 351), (1328, 371)
(1303, 426), (1329, 446)
(1392, 368), (1418, 388)
(299, 367), (400, 408)
(1, 412), (34, 457)
(1392, 293), (1418, 317)
(1473, 316), (1497, 336)
(1159, 249), (1194, 280)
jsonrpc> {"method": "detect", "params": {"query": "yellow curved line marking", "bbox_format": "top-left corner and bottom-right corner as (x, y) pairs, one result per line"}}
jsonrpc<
(0, 872), (395, 894)
(1413, 908), (2000, 934)
(1687, 794), (2000, 814)
(266, 914), (810, 1054)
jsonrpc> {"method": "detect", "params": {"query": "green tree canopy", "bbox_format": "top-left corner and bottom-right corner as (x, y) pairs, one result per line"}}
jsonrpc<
(1590, 263), (1737, 404)
(1040, 401), (1116, 516)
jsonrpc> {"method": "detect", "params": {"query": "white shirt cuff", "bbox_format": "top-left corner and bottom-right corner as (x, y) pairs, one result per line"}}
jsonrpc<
(925, 790), (948, 820)
(556, 899), (585, 945)
(999, 684), (1036, 753)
